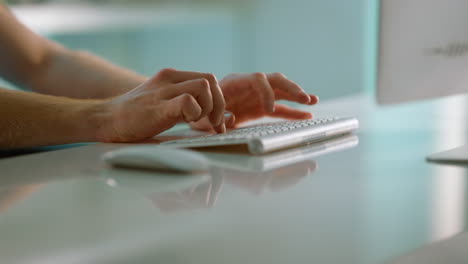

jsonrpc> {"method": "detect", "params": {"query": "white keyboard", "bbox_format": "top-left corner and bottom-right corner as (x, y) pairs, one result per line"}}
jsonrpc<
(160, 117), (359, 155)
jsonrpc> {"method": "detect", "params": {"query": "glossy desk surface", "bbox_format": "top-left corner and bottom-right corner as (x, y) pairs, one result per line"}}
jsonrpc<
(1, 94), (468, 264)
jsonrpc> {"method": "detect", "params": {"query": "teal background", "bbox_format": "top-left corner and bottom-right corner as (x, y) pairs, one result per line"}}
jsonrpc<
(1, 0), (380, 101)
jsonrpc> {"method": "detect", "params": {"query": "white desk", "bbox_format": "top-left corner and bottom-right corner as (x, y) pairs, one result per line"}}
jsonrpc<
(1, 94), (468, 264)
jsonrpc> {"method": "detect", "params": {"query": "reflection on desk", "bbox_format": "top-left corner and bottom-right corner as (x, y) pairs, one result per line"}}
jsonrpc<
(100, 135), (357, 213)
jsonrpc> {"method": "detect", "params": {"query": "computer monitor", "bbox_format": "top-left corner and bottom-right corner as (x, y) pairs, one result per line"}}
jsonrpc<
(376, 0), (468, 161)
(377, 0), (468, 105)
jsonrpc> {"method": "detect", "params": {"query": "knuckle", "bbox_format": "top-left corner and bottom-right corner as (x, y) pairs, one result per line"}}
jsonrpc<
(272, 72), (286, 79)
(180, 93), (194, 103)
(253, 72), (266, 79)
(203, 73), (217, 82)
(198, 78), (210, 88)
(156, 68), (176, 79)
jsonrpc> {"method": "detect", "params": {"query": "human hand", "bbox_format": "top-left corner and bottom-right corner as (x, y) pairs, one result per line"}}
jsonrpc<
(97, 68), (226, 143)
(190, 72), (319, 132)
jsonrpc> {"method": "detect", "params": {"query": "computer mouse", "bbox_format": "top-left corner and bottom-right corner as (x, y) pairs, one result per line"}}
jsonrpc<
(102, 146), (209, 173)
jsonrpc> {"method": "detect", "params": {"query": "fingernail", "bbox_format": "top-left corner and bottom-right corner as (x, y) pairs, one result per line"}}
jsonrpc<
(221, 112), (235, 128)
(218, 113), (227, 127)
(214, 117), (226, 133)
(219, 123), (226, 133)
(227, 116), (235, 128)
(223, 113), (231, 125)
(313, 95), (319, 103)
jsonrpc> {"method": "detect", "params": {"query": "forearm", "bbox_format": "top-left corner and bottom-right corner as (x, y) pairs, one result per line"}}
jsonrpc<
(0, 4), (146, 99)
(0, 88), (109, 149)
(25, 46), (147, 99)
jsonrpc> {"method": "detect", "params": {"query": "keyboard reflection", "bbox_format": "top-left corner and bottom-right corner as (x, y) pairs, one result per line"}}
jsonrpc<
(102, 135), (358, 213)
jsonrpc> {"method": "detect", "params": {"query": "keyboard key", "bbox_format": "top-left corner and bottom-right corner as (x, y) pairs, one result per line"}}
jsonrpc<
(160, 117), (359, 154)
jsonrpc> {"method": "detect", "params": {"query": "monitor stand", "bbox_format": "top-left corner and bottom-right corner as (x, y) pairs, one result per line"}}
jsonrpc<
(427, 144), (468, 165)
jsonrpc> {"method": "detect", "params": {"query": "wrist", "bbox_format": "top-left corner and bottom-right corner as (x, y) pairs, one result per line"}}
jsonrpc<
(69, 100), (114, 143)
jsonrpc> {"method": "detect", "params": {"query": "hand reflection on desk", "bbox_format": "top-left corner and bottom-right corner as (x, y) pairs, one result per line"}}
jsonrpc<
(103, 134), (357, 213)
(0, 135), (356, 215)
(0, 185), (41, 214)
(150, 160), (317, 212)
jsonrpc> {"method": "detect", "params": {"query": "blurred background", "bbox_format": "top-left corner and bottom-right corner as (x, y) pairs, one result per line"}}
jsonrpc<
(2, 0), (378, 100)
